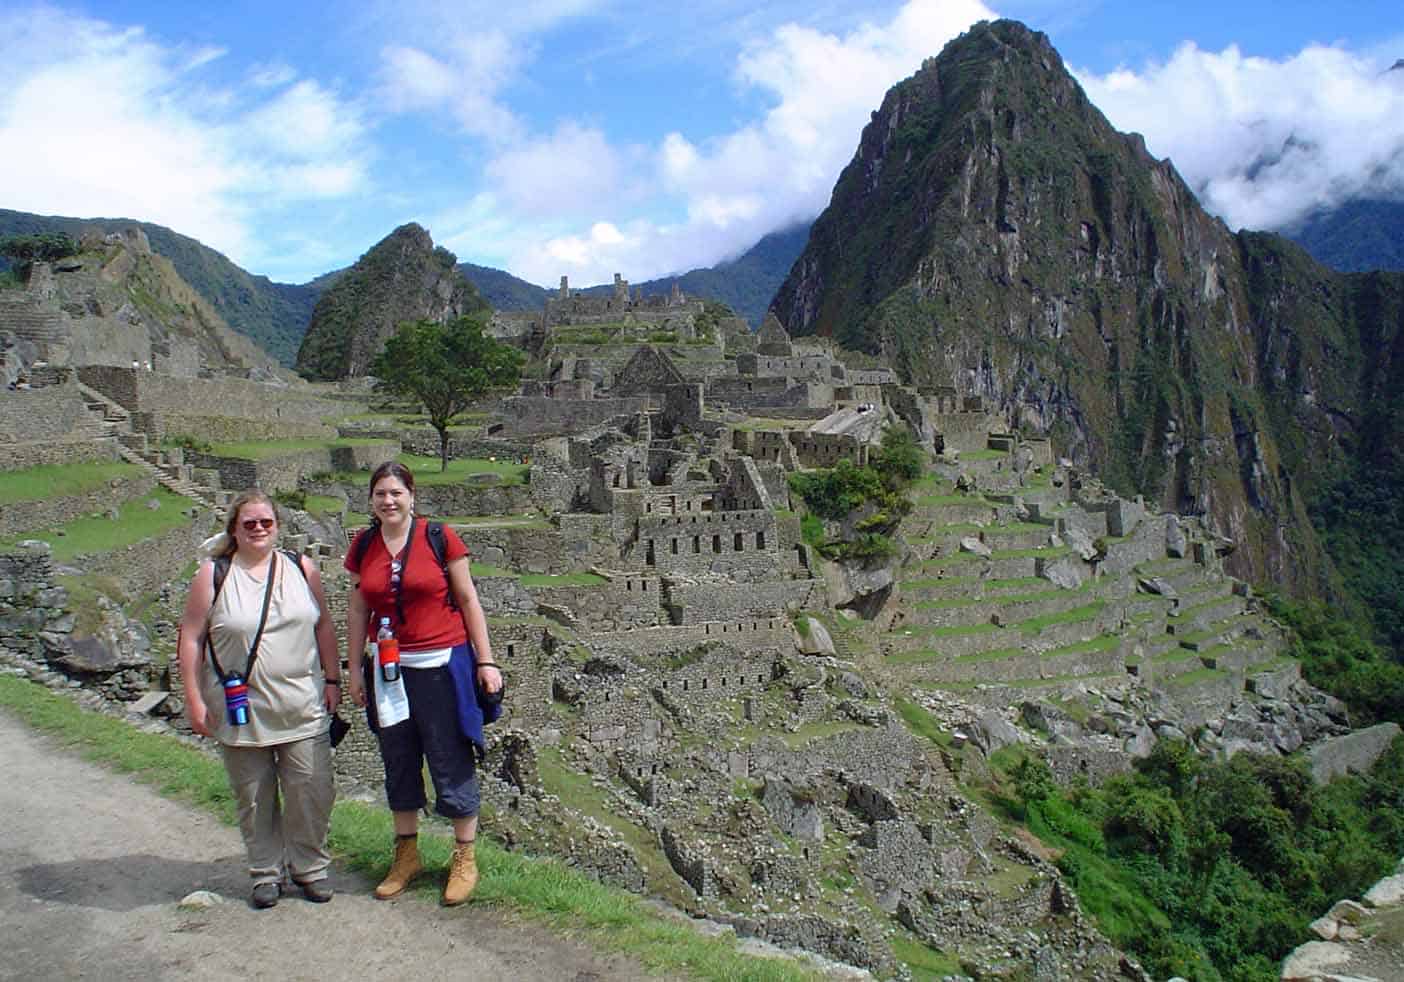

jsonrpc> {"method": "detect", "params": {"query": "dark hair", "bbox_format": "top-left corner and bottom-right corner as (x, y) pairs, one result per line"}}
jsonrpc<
(222, 489), (277, 558)
(369, 460), (415, 496)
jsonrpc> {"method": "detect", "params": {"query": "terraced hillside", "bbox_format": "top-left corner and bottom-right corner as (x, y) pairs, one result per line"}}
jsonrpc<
(882, 442), (1303, 755)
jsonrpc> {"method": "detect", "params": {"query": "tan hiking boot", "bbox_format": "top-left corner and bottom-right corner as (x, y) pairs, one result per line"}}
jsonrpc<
(442, 839), (478, 906)
(374, 836), (422, 900)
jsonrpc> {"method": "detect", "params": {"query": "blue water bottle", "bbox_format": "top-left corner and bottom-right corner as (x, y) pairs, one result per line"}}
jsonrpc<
(223, 676), (250, 726)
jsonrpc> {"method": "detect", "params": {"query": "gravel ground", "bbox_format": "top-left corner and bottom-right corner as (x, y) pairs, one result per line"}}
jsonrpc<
(0, 709), (652, 982)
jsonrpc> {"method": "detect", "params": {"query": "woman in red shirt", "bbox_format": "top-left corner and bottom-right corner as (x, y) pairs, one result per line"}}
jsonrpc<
(346, 461), (503, 905)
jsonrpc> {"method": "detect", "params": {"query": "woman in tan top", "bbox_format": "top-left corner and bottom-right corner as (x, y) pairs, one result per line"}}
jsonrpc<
(177, 490), (341, 909)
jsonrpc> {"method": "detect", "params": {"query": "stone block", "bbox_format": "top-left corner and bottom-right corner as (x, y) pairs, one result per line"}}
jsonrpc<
(129, 691), (170, 714)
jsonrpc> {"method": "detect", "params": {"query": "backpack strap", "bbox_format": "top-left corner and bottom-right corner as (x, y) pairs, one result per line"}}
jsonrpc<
(426, 521), (459, 610)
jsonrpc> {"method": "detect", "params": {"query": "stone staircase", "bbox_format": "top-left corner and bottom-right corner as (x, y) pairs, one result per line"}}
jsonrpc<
(0, 293), (68, 354)
(75, 382), (219, 511)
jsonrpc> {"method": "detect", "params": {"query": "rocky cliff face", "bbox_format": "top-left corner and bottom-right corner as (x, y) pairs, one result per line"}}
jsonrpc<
(295, 223), (489, 380)
(771, 20), (1404, 595)
(0, 227), (287, 380)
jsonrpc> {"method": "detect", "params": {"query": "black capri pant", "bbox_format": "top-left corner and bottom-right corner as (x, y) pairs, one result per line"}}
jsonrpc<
(376, 660), (480, 818)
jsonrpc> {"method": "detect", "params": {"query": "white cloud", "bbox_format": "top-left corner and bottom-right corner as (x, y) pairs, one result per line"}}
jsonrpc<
(1076, 42), (1404, 231)
(498, 0), (998, 284)
(0, 5), (370, 273)
(485, 122), (632, 217)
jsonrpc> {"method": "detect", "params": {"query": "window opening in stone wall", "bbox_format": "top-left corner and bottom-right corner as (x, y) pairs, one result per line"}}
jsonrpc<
(712, 534), (721, 553)
(506, 644), (515, 659)
(646, 540), (655, 565)
(683, 679), (689, 691)
(734, 532), (743, 551)
(692, 535), (700, 553)
(641, 580), (648, 592)
(756, 531), (765, 549)
(626, 580), (633, 591)
(612, 472), (621, 488)
(671, 538), (679, 555)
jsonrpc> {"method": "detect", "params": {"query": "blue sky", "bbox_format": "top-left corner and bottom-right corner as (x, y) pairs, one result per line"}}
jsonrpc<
(1, 1), (1400, 286)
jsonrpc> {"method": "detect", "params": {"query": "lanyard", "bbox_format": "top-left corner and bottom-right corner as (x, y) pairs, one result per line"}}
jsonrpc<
(206, 554), (277, 683)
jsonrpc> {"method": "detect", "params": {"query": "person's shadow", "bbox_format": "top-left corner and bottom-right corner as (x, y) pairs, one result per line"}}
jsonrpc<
(16, 854), (249, 911)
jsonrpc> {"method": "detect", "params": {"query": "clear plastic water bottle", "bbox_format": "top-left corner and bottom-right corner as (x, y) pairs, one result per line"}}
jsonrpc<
(377, 617), (400, 682)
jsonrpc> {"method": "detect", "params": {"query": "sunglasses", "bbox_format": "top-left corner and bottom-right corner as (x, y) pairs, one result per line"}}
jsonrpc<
(390, 559), (403, 588)
(241, 518), (276, 530)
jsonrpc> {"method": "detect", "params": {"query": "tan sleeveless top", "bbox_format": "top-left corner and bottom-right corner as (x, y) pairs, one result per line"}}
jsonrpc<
(200, 551), (327, 747)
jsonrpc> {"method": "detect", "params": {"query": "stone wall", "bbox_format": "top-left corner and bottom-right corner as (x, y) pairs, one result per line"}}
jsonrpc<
(585, 620), (791, 660)
(0, 385), (88, 443)
(186, 442), (398, 494)
(0, 472), (156, 538)
(85, 512), (211, 599)
(533, 578), (662, 631)
(78, 367), (351, 424)
(0, 543), (70, 662)
(636, 509), (782, 580)
(137, 413), (332, 443)
(418, 484), (536, 517)
(669, 579), (820, 624)
(494, 397), (650, 438)
(0, 439), (118, 473)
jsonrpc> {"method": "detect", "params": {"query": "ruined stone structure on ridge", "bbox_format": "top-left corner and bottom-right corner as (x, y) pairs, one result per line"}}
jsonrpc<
(0, 256), (1376, 979)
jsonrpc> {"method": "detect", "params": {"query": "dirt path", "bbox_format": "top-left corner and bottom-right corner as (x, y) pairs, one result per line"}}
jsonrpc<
(0, 710), (651, 982)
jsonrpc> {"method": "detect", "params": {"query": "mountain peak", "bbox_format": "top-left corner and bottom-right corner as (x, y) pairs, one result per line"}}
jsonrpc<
(294, 224), (485, 380)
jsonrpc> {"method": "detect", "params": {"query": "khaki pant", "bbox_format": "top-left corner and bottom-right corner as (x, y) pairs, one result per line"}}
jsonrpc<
(221, 732), (334, 885)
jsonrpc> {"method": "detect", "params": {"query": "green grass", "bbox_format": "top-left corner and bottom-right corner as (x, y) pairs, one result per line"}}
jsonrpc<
(303, 493), (346, 516)
(0, 487), (195, 561)
(328, 454), (530, 487)
(0, 460), (144, 505)
(895, 698), (953, 748)
(960, 449), (1009, 461)
(1165, 667), (1230, 688)
(204, 437), (392, 460)
(522, 572), (608, 588)
(890, 934), (962, 979)
(1018, 601), (1104, 634)
(0, 675), (822, 982)
(780, 721), (863, 748)
(951, 647), (1025, 664)
(1043, 635), (1120, 657)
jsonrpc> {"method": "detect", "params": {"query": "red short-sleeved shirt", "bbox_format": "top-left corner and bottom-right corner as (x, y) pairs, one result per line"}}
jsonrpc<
(345, 520), (469, 651)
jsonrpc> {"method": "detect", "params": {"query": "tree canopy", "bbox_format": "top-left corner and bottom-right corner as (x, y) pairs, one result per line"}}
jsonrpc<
(370, 315), (524, 471)
(0, 232), (78, 269)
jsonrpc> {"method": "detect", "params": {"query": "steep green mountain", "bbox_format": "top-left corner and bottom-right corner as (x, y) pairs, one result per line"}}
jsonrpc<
(1282, 198), (1404, 273)
(296, 223), (489, 380)
(771, 19), (1404, 602)
(636, 223), (810, 325)
(463, 223), (809, 325)
(458, 262), (550, 311)
(0, 208), (316, 365)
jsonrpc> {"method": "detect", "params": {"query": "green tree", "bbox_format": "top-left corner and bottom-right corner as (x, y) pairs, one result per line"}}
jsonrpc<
(370, 315), (524, 471)
(0, 232), (78, 272)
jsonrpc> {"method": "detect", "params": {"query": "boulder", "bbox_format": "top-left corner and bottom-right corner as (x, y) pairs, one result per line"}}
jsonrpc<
(1138, 576), (1178, 600)
(1166, 514), (1186, 558)
(1040, 556), (1086, 590)
(796, 617), (836, 656)
(1063, 525), (1097, 561)
(959, 536), (992, 559)
(969, 711), (1023, 754)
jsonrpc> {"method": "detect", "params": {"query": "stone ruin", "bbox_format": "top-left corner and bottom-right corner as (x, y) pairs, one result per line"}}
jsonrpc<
(0, 265), (1392, 979)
